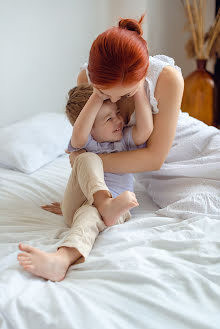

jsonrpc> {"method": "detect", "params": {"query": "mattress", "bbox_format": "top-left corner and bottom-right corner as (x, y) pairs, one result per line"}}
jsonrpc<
(0, 154), (220, 329)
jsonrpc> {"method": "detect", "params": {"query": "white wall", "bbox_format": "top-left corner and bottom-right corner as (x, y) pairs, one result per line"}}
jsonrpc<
(106, 0), (148, 40)
(0, 0), (107, 127)
(0, 0), (216, 127)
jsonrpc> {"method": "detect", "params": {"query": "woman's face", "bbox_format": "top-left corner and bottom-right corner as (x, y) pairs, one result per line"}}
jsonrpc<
(94, 82), (141, 103)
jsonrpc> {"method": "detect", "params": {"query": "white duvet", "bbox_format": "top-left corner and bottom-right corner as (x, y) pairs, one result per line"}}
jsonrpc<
(0, 151), (220, 329)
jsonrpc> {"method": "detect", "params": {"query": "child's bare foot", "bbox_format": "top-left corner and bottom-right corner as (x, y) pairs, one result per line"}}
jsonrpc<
(17, 244), (81, 281)
(41, 202), (62, 215)
(97, 191), (139, 226)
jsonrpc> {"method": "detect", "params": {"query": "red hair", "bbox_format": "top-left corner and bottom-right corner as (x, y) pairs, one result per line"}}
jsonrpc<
(88, 15), (149, 88)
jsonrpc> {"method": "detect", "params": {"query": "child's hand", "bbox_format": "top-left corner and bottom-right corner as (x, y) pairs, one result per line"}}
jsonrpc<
(69, 149), (87, 167)
(93, 87), (110, 101)
(135, 77), (146, 95)
(65, 149), (86, 167)
(133, 77), (149, 103)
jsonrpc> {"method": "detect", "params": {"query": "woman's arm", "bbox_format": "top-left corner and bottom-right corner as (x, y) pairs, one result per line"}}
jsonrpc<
(99, 66), (184, 173)
(132, 79), (153, 145)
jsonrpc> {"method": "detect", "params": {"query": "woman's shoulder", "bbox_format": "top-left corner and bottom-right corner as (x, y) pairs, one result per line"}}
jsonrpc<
(157, 65), (184, 90)
(144, 55), (183, 114)
(155, 65), (184, 99)
(77, 69), (89, 85)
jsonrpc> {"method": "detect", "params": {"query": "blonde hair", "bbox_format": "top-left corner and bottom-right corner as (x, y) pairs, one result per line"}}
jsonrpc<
(65, 83), (93, 126)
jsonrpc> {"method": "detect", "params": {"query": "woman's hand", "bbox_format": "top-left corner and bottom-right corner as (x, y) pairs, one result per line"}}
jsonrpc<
(65, 149), (87, 167)
(41, 202), (62, 215)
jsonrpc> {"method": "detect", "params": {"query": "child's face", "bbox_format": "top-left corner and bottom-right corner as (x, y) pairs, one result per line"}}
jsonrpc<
(91, 101), (124, 143)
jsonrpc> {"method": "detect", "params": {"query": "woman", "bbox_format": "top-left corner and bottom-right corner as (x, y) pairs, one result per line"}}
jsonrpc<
(18, 15), (220, 281)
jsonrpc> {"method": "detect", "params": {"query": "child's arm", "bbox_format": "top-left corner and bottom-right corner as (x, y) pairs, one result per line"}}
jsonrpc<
(132, 79), (153, 146)
(71, 89), (106, 148)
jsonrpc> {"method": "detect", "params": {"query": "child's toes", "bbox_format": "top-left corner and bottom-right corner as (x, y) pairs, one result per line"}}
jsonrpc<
(19, 243), (34, 252)
(17, 252), (28, 259)
(17, 253), (30, 261)
(23, 265), (34, 272)
(20, 259), (32, 265)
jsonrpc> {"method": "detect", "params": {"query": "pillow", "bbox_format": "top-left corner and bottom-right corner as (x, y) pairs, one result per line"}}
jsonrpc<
(0, 112), (72, 174)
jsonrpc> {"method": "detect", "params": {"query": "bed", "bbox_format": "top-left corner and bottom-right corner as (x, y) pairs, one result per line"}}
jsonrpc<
(0, 113), (220, 329)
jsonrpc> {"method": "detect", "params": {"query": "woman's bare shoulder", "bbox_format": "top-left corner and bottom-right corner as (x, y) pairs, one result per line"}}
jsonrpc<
(77, 69), (89, 85)
(155, 65), (184, 100)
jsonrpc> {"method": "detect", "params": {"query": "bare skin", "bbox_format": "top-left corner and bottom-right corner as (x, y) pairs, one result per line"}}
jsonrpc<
(17, 244), (82, 282)
(93, 190), (138, 226)
(41, 202), (62, 215)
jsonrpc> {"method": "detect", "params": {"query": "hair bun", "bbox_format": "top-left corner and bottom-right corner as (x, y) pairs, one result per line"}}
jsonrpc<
(118, 15), (144, 36)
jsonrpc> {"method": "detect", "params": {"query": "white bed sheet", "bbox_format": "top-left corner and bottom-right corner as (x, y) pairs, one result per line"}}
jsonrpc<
(0, 155), (220, 329)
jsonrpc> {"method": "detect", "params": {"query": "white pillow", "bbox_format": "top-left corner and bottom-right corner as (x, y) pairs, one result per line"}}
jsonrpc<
(0, 112), (72, 174)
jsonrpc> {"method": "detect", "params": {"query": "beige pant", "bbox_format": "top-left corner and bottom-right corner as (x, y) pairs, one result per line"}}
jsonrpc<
(59, 152), (130, 261)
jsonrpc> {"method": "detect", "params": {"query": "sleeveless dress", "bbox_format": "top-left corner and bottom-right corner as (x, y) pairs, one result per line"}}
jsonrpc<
(81, 55), (220, 219)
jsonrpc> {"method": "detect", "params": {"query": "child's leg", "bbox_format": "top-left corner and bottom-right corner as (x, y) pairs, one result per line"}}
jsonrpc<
(17, 205), (131, 282)
(17, 153), (136, 280)
(17, 204), (106, 282)
(61, 152), (111, 227)
(70, 152), (139, 227)
(59, 204), (106, 262)
(17, 153), (110, 282)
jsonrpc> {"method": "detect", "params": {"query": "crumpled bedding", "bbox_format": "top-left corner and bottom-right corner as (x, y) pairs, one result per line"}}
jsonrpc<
(135, 112), (220, 221)
(0, 147), (220, 328)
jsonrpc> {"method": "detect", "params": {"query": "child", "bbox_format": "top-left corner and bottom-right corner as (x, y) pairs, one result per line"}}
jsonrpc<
(17, 81), (153, 281)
